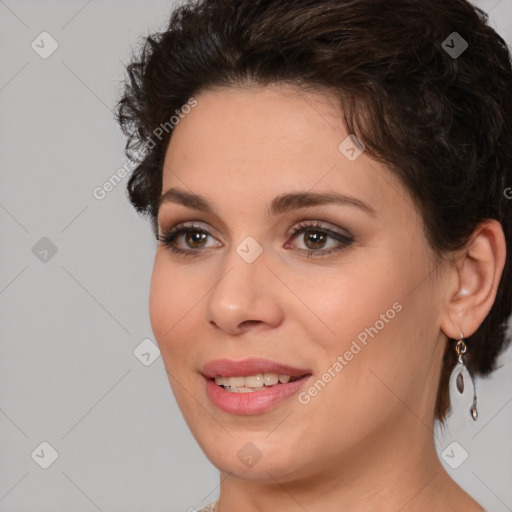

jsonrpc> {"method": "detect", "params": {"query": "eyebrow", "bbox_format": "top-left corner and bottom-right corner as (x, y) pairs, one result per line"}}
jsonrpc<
(158, 188), (377, 217)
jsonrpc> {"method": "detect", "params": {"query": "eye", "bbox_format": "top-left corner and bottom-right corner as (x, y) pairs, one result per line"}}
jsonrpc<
(157, 220), (354, 258)
(157, 222), (221, 256)
(286, 221), (354, 257)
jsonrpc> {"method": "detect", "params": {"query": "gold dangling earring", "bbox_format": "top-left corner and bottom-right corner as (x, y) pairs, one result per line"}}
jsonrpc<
(448, 332), (478, 421)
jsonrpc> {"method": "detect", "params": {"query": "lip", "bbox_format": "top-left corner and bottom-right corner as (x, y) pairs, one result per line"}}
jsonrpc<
(202, 358), (312, 415)
(201, 357), (311, 379)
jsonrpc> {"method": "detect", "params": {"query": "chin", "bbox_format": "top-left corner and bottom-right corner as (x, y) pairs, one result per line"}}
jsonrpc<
(195, 430), (310, 481)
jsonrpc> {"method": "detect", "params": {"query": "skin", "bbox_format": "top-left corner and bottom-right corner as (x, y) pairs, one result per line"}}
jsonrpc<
(149, 83), (506, 511)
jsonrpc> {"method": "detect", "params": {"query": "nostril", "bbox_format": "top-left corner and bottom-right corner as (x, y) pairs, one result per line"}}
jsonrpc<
(240, 320), (261, 328)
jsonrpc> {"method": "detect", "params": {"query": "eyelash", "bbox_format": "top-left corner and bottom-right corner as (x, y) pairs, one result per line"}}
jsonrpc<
(156, 221), (355, 258)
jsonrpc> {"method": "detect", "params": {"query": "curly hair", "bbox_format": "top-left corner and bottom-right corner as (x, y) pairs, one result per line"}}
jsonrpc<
(115, 0), (512, 422)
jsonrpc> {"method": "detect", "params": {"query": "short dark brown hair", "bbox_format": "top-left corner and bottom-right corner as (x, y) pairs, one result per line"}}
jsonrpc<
(115, 0), (512, 422)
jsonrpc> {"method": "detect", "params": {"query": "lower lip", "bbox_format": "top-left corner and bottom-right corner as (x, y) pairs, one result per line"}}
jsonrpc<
(205, 376), (311, 415)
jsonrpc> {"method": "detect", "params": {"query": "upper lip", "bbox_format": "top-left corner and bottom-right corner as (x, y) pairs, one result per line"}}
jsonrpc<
(202, 358), (312, 379)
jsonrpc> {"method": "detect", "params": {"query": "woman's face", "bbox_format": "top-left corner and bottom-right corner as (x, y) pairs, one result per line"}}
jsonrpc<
(150, 83), (449, 481)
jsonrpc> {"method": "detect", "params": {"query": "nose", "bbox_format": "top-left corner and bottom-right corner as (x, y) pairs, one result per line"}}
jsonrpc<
(204, 246), (284, 335)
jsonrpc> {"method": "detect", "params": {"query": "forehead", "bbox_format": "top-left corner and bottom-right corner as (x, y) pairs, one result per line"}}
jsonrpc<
(161, 84), (405, 219)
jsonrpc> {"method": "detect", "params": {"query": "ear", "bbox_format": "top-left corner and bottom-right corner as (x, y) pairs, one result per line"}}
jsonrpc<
(440, 219), (507, 340)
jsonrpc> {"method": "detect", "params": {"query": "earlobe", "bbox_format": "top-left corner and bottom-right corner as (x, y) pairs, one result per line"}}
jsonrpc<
(440, 219), (507, 340)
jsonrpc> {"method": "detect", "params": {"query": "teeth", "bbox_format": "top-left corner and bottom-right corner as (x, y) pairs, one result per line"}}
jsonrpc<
(214, 372), (296, 391)
(214, 376), (228, 386)
(244, 374), (264, 387)
(227, 376), (245, 387)
(225, 386), (261, 393)
(263, 373), (279, 386)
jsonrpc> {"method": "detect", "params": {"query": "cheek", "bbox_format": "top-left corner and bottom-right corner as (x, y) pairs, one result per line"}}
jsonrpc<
(149, 259), (173, 342)
(300, 258), (437, 427)
(294, 248), (429, 388)
(149, 256), (196, 353)
(294, 257), (403, 354)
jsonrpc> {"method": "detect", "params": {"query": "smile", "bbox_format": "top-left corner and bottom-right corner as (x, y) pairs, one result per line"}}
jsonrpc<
(214, 373), (300, 392)
(202, 358), (312, 414)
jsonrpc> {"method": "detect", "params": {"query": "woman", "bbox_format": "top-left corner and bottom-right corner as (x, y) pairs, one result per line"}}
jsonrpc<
(115, 0), (512, 510)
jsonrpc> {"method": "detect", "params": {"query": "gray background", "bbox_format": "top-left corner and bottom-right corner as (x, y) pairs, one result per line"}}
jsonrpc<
(0, 1), (511, 511)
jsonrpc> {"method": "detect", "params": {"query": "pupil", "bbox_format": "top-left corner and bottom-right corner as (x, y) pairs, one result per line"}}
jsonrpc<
(186, 231), (207, 247)
(305, 230), (326, 249)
